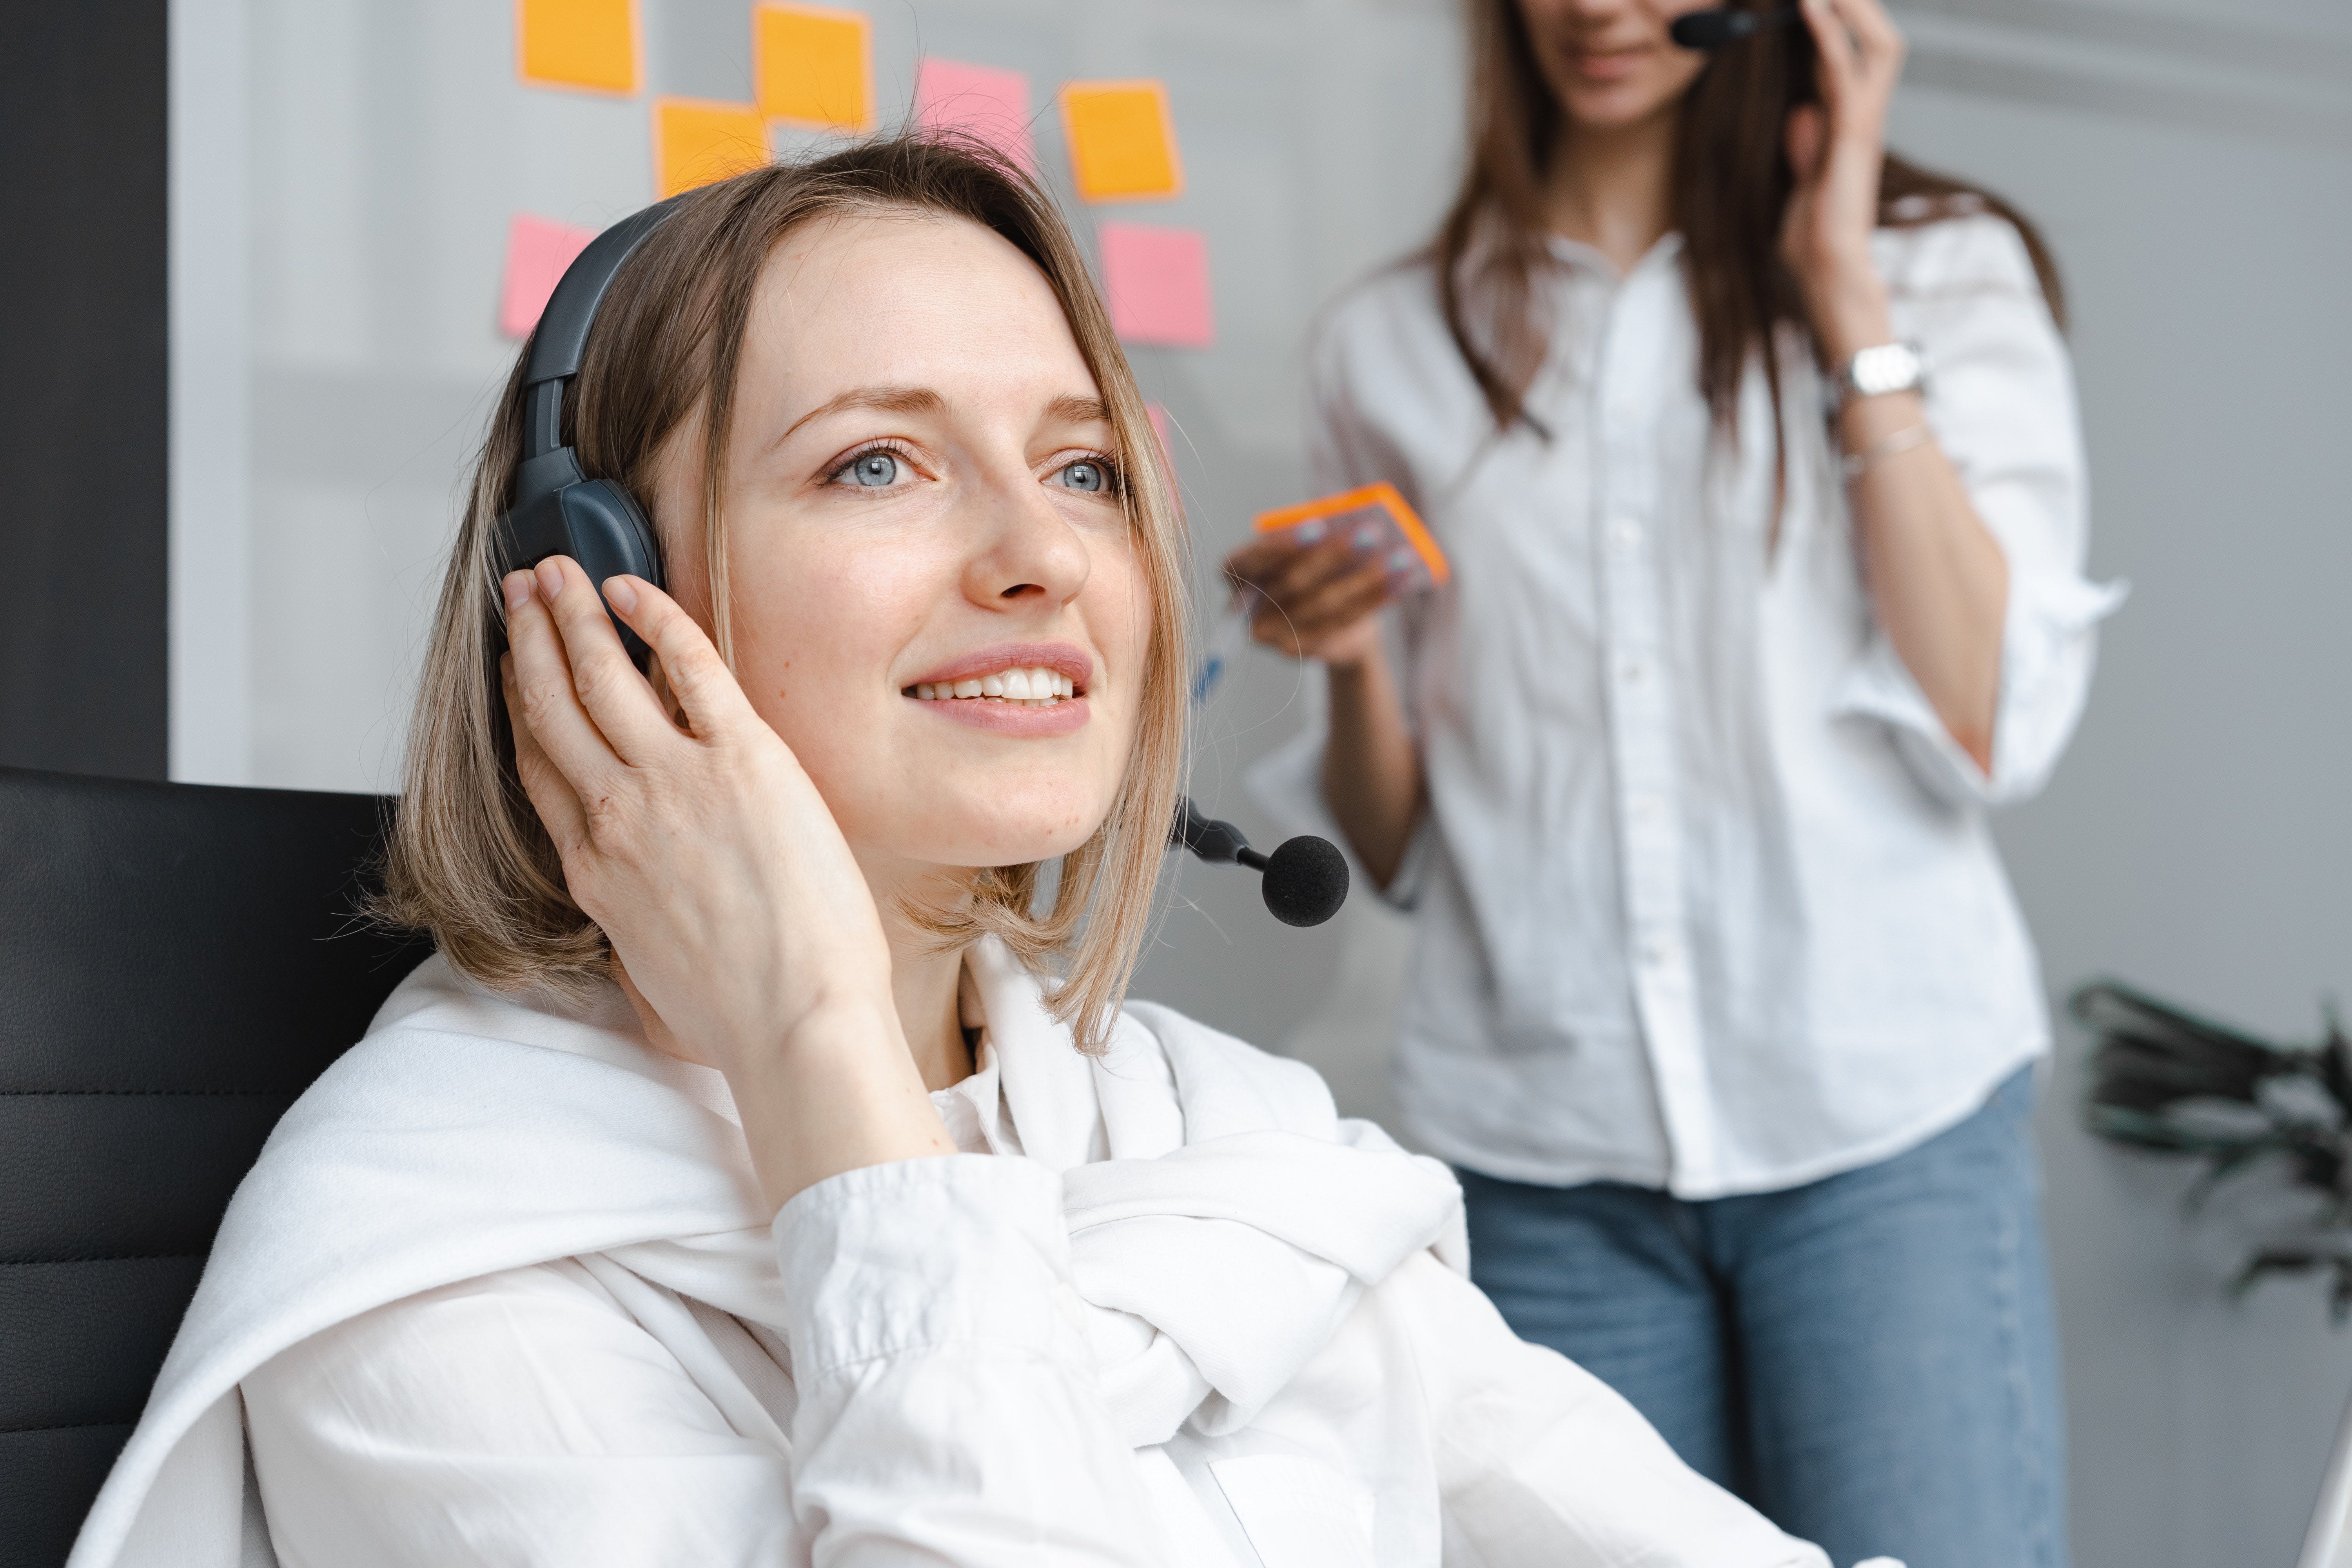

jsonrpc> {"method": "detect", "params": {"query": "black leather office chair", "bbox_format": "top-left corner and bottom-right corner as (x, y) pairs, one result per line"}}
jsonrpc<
(0, 768), (430, 1568)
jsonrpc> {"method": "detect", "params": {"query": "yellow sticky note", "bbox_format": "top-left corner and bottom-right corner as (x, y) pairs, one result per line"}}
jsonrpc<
(1059, 80), (1183, 203)
(754, 3), (873, 132)
(654, 99), (770, 198)
(516, 0), (640, 96)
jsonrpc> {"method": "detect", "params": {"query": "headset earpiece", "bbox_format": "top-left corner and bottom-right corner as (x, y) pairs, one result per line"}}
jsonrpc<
(489, 196), (685, 675)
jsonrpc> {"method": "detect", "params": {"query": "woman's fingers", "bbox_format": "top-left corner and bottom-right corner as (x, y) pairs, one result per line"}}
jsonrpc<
(1221, 535), (1298, 587)
(530, 556), (687, 766)
(602, 573), (766, 744)
(1250, 561), (1389, 651)
(1252, 537), (1378, 611)
(501, 653), (591, 856)
(1800, 0), (1857, 112)
(503, 567), (628, 804)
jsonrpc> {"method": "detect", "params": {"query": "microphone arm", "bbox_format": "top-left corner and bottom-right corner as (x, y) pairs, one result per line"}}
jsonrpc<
(1171, 798), (1351, 928)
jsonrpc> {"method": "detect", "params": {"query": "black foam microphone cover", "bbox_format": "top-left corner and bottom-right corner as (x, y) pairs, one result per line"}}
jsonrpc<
(1259, 835), (1350, 928)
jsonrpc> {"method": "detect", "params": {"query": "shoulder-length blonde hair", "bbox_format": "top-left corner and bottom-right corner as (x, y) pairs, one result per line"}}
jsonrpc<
(381, 136), (1189, 1052)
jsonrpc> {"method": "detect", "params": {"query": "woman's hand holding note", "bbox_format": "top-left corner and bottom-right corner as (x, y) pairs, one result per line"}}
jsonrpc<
(501, 556), (953, 1208)
(1222, 483), (1446, 669)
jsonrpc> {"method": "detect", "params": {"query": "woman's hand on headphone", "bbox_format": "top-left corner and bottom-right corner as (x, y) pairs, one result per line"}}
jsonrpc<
(501, 556), (951, 1201)
(1221, 533), (1391, 670)
(1781, 0), (1906, 362)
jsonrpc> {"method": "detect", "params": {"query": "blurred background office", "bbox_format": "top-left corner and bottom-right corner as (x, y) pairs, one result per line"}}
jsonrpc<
(2, 1), (2348, 1563)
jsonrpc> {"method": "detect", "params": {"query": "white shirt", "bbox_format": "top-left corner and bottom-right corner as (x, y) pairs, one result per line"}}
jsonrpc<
(71, 942), (1830, 1568)
(1252, 214), (2124, 1199)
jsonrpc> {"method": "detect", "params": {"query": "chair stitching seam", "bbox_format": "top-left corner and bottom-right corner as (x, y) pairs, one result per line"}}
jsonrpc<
(0, 1253), (204, 1266)
(0, 1419), (136, 1434)
(0, 1089), (299, 1098)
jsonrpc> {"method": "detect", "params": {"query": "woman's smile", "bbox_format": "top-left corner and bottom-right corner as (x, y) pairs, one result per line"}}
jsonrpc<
(904, 639), (1094, 736)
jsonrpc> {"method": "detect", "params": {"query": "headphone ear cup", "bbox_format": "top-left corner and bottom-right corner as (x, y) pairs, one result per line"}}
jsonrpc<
(555, 480), (666, 673)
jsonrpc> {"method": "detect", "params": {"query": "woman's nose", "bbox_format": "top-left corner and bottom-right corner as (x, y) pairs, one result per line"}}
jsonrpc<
(960, 477), (1095, 611)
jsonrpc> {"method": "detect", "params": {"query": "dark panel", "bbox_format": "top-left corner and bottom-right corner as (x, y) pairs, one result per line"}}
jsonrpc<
(0, 769), (429, 1562)
(0, 5), (170, 779)
(0, 1258), (204, 1431)
(0, 1094), (296, 1259)
(0, 1428), (131, 1568)
(0, 771), (425, 1093)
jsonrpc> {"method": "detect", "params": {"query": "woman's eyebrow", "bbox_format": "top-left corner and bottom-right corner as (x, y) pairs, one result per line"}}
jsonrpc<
(1044, 394), (1110, 427)
(778, 385), (945, 445)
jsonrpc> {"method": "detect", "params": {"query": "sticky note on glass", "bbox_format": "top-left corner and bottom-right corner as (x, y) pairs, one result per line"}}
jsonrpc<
(915, 58), (1033, 171)
(1255, 483), (1449, 593)
(1059, 80), (1183, 202)
(654, 98), (769, 197)
(1099, 223), (1212, 348)
(755, 3), (873, 132)
(517, 0), (639, 94)
(499, 214), (600, 339)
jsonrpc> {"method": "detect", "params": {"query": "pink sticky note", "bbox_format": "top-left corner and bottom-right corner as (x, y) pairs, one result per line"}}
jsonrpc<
(915, 58), (1034, 171)
(1099, 223), (1212, 349)
(499, 213), (599, 339)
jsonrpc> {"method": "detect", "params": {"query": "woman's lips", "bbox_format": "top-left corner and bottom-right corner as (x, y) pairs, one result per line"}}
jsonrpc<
(915, 692), (1091, 737)
(906, 641), (1093, 693)
(1568, 46), (1647, 82)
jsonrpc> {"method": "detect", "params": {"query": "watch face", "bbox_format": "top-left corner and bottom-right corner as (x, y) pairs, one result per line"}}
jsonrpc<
(1851, 343), (1924, 398)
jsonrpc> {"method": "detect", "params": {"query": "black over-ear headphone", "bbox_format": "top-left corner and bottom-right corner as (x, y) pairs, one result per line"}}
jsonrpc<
(492, 196), (685, 674)
(487, 193), (1350, 927)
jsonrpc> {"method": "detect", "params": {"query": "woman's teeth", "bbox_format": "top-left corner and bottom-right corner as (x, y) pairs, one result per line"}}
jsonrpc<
(913, 667), (1078, 706)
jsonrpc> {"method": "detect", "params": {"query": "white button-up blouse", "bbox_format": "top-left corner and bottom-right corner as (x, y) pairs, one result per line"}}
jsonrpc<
(1252, 213), (2123, 1199)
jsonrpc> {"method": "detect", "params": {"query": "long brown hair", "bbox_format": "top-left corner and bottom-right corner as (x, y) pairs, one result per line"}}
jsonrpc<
(381, 136), (1189, 1053)
(1434, 0), (2064, 437)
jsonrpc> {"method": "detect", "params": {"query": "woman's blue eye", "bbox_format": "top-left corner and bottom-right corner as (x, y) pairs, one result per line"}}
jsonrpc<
(1056, 460), (1107, 494)
(849, 452), (899, 487)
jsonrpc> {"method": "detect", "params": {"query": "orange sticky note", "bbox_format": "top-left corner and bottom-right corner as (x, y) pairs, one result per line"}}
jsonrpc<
(915, 58), (1033, 171)
(1059, 80), (1183, 203)
(499, 214), (600, 339)
(1099, 223), (1212, 348)
(755, 3), (873, 132)
(1255, 483), (1450, 590)
(515, 0), (640, 95)
(654, 98), (769, 198)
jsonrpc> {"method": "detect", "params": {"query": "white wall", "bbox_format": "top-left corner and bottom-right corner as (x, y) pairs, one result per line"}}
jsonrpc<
(172, 1), (2352, 1561)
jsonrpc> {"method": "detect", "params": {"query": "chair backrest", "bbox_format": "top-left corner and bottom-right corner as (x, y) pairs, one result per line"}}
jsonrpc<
(0, 768), (428, 1568)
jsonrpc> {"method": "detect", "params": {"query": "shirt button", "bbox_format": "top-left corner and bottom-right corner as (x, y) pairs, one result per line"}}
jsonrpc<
(1609, 517), (1642, 551)
(1620, 659), (1646, 685)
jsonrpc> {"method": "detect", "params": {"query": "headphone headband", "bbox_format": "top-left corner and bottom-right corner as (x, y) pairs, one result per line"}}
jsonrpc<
(518, 195), (687, 456)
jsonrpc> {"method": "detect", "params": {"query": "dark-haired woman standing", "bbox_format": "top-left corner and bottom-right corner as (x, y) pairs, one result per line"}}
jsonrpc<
(1232, 0), (2119, 1564)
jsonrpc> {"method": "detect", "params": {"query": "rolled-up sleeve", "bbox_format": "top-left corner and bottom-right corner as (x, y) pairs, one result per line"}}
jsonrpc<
(778, 1155), (1162, 1566)
(1830, 214), (2127, 809)
(241, 1157), (1161, 1568)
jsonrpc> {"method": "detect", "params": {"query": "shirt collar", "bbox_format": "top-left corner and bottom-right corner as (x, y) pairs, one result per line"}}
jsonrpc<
(1543, 228), (1684, 283)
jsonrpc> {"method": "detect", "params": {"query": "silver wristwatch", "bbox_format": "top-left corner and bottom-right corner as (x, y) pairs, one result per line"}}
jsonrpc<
(1835, 341), (1928, 404)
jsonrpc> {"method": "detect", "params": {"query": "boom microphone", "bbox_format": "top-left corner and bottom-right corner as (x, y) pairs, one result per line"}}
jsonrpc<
(1669, 4), (1800, 49)
(1172, 799), (1350, 928)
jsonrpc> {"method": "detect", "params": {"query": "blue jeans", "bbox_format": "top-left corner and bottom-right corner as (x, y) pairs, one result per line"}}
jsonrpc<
(1459, 1068), (2067, 1568)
